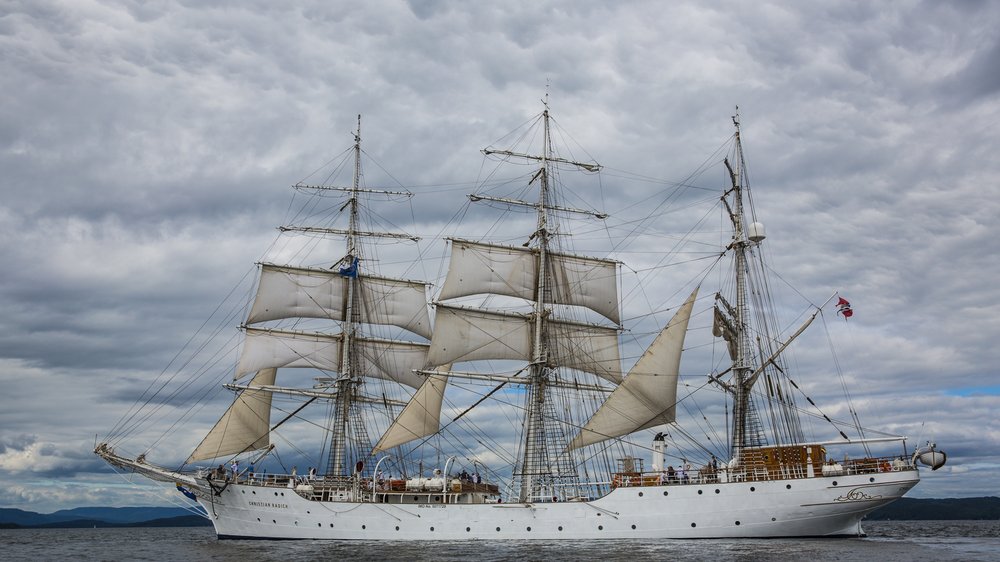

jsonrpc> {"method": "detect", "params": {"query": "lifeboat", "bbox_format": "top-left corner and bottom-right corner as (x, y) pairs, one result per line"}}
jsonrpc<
(913, 442), (948, 470)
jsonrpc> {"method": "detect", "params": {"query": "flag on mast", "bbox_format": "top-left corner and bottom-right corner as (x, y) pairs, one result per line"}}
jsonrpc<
(837, 297), (853, 318)
(338, 257), (359, 278)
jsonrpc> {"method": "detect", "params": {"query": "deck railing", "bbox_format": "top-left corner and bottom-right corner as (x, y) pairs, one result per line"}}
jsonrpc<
(611, 454), (916, 488)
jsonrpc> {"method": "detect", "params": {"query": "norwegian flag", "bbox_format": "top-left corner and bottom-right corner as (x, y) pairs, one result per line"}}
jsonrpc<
(837, 297), (853, 318)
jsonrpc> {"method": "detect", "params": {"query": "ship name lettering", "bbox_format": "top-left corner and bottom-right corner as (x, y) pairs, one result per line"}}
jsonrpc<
(248, 501), (289, 509)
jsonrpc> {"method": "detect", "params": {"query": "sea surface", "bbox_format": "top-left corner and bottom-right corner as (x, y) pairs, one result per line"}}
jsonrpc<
(2, 520), (997, 561)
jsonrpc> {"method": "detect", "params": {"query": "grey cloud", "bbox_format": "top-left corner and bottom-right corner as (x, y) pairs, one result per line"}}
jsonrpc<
(1, 0), (998, 510)
(0, 434), (38, 455)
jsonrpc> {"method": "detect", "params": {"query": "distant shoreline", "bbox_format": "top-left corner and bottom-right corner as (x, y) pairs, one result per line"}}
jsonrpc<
(0, 515), (211, 530)
(863, 497), (1000, 521)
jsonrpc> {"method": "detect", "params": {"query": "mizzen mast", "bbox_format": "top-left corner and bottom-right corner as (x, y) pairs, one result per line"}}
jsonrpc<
(721, 110), (768, 461)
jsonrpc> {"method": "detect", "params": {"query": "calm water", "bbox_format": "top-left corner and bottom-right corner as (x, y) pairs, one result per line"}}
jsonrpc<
(2, 521), (997, 561)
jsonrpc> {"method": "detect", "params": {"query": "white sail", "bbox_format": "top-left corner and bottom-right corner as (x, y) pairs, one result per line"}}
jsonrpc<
(357, 274), (433, 339)
(372, 369), (450, 453)
(236, 328), (428, 388)
(548, 318), (623, 383)
(438, 240), (536, 302)
(247, 264), (431, 339)
(438, 240), (620, 323)
(568, 287), (699, 450)
(547, 252), (620, 325)
(187, 368), (277, 463)
(428, 305), (621, 382)
(247, 265), (342, 324)
(236, 328), (343, 379)
(358, 337), (430, 389)
(427, 305), (532, 365)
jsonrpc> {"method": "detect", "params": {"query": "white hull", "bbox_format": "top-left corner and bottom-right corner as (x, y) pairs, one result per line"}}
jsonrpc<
(197, 470), (919, 540)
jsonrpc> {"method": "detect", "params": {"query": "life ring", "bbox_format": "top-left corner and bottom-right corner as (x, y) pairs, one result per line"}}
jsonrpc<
(880, 461), (891, 473)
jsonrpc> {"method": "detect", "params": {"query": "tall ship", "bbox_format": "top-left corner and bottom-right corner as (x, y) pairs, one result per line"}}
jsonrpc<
(97, 105), (946, 539)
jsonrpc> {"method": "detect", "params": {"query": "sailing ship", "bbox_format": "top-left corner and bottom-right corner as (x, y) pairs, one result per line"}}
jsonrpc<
(97, 106), (946, 539)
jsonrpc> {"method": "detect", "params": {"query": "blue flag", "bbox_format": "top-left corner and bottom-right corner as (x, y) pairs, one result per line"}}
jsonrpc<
(339, 257), (359, 278)
(176, 483), (198, 501)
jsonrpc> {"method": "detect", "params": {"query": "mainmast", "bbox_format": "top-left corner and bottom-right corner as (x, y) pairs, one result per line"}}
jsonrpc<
(462, 101), (608, 503)
(519, 105), (554, 503)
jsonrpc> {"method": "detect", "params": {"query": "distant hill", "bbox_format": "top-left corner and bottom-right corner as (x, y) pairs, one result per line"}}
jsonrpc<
(0, 508), (63, 527)
(127, 515), (213, 528)
(0, 506), (209, 529)
(866, 497), (1000, 520)
(50, 506), (201, 524)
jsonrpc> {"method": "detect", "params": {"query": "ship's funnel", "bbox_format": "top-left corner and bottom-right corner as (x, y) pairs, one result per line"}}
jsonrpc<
(651, 432), (666, 472)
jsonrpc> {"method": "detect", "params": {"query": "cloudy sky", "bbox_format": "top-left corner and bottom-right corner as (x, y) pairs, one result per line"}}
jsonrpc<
(2, 0), (998, 513)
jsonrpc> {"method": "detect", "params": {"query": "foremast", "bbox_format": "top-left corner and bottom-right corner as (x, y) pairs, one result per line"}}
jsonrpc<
(304, 116), (429, 477)
(328, 116), (365, 476)
(187, 115), (430, 476)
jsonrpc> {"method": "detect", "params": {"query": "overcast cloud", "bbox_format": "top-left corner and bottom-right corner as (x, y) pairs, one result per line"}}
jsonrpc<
(1, 0), (998, 512)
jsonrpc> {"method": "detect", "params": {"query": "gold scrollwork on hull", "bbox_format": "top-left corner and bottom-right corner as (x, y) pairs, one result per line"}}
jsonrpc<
(834, 488), (883, 502)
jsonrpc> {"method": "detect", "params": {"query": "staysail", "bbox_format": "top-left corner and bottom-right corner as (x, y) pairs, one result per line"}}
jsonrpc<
(188, 368), (277, 462)
(372, 368), (450, 453)
(568, 287), (699, 450)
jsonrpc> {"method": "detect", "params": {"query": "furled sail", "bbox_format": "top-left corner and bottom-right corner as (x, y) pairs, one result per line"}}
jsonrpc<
(712, 305), (737, 360)
(188, 368), (277, 463)
(438, 239), (620, 324)
(568, 287), (699, 450)
(247, 264), (431, 339)
(372, 366), (451, 454)
(428, 304), (622, 383)
(235, 328), (428, 388)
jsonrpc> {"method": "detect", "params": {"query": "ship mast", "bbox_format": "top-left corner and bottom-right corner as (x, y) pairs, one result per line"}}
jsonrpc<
(327, 115), (367, 475)
(725, 110), (765, 461)
(473, 100), (606, 503)
(519, 104), (554, 503)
